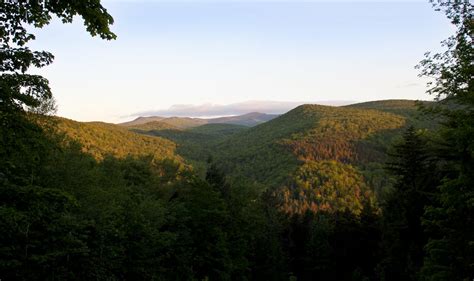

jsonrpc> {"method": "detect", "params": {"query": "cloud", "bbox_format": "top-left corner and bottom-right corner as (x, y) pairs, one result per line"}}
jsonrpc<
(128, 100), (356, 118)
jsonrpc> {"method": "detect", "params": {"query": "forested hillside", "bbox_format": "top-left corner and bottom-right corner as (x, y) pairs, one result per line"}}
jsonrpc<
(55, 117), (181, 162)
(127, 101), (435, 216)
(346, 99), (437, 128)
(126, 120), (178, 131)
(213, 103), (408, 192)
(346, 99), (419, 114)
(1, 1), (472, 280)
(14, 99), (454, 280)
(131, 123), (247, 175)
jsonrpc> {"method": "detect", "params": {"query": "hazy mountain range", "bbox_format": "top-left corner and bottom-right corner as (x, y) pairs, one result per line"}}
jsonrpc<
(120, 112), (279, 128)
(127, 100), (357, 119)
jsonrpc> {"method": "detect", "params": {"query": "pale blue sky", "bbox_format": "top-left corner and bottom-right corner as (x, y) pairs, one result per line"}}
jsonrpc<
(29, 0), (453, 122)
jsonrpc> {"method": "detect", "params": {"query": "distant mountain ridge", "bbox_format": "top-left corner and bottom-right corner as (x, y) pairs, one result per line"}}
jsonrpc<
(52, 100), (438, 211)
(120, 112), (279, 129)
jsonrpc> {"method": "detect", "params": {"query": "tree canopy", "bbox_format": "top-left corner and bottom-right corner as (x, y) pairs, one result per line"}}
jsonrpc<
(1, 0), (472, 280)
(0, 0), (115, 112)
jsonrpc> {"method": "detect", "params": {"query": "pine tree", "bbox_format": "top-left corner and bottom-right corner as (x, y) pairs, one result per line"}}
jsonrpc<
(417, 1), (474, 280)
(378, 126), (437, 281)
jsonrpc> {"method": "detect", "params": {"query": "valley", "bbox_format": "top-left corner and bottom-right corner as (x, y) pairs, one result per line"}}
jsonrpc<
(56, 99), (435, 205)
(2, 0), (471, 279)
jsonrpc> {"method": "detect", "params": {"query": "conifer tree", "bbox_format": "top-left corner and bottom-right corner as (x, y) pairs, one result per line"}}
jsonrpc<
(417, 1), (473, 280)
(378, 126), (436, 281)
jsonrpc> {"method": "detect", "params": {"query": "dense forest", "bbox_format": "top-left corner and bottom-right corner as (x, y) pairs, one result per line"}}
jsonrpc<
(1, 1), (472, 280)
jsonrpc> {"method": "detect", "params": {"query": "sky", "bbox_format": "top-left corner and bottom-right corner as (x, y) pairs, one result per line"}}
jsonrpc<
(29, 0), (454, 122)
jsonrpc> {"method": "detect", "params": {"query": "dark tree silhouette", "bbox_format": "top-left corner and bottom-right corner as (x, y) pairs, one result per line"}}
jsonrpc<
(416, 1), (474, 280)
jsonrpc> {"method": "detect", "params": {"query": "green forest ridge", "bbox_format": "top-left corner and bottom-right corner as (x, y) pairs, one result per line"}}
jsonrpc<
(1, 1), (471, 280)
(52, 99), (437, 217)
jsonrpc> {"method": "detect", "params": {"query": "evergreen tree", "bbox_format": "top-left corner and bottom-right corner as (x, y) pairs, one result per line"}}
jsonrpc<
(378, 126), (437, 281)
(206, 157), (231, 200)
(417, 1), (474, 280)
